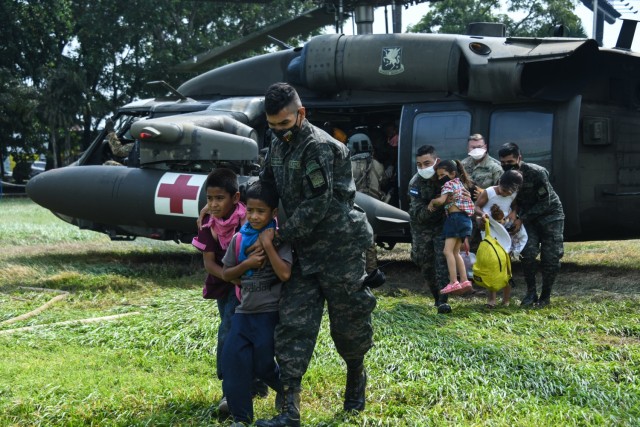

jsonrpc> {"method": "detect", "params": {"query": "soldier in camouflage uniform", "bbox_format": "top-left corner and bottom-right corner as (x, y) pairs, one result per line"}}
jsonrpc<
(461, 134), (503, 253)
(103, 131), (134, 166)
(461, 134), (503, 193)
(256, 83), (376, 427)
(498, 143), (564, 308)
(408, 145), (451, 314)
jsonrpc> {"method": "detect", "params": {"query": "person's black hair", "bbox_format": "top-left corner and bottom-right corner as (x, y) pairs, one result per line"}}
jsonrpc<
(498, 170), (523, 192)
(498, 142), (521, 159)
(265, 82), (301, 115)
(416, 145), (437, 158)
(246, 180), (279, 209)
(436, 159), (472, 187)
(206, 168), (239, 195)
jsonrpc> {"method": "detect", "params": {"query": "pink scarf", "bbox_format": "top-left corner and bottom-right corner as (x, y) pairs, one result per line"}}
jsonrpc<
(201, 202), (246, 250)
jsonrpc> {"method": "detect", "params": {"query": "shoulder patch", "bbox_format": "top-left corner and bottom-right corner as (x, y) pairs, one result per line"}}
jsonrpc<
(409, 187), (419, 197)
(289, 160), (301, 170)
(308, 170), (326, 188)
(306, 160), (321, 174)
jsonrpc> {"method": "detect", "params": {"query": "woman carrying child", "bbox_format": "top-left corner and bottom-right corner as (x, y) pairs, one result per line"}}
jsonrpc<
(427, 159), (475, 295)
(474, 169), (526, 308)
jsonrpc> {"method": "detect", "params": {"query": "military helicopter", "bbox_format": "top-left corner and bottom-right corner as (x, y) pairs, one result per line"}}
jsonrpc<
(27, 0), (640, 247)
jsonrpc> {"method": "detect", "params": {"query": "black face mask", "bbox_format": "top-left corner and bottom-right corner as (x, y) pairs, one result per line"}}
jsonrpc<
(272, 112), (300, 143)
(502, 163), (520, 172)
(438, 176), (451, 186)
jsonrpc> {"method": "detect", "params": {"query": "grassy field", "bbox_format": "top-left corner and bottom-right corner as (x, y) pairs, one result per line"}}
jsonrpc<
(1, 198), (638, 426)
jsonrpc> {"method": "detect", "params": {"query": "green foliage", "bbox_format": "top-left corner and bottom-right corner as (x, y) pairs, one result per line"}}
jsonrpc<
(0, 0), (320, 167)
(0, 69), (40, 172)
(409, 0), (506, 34)
(408, 0), (586, 37)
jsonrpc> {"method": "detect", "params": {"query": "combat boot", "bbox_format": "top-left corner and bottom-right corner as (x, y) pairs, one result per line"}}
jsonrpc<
(536, 281), (552, 308)
(344, 362), (367, 412)
(437, 302), (452, 314)
(255, 387), (300, 427)
(521, 290), (538, 307)
(520, 280), (538, 307)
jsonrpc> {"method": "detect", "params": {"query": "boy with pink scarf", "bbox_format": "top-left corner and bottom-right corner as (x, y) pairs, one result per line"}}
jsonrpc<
(192, 168), (246, 416)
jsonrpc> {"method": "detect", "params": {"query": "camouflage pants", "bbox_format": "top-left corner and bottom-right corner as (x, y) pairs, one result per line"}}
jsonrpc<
(411, 226), (448, 300)
(365, 242), (378, 273)
(520, 219), (564, 292)
(274, 253), (377, 390)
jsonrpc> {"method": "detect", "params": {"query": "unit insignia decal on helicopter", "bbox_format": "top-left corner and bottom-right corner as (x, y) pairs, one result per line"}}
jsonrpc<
(379, 47), (404, 76)
(155, 173), (207, 217)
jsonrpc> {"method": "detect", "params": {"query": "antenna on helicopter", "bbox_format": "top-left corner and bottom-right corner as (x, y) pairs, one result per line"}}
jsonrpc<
(146, 80), (188, 101)
(267, 35), (293, 50)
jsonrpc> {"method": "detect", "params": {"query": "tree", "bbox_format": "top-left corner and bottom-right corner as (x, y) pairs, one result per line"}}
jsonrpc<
(0, 0), (75, 174)
(38, 62), (85, 168)
(0, 69), (39, 181)
(408, 0), (586, 38)
(65, 0), (318, 149)
(0, 0), (319, 170)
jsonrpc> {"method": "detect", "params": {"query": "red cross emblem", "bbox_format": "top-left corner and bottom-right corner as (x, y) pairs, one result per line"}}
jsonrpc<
(157, 174), (200, 214)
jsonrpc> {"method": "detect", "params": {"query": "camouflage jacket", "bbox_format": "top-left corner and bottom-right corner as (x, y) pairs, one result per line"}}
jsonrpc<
(461, 154), (503, 190)
(260, 119), (373, 275)
(516, 161), (565, 224)
(408, 172), (445, 232)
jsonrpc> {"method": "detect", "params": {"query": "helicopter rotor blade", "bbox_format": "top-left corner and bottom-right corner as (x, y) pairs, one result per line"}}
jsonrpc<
(172, 6), (335, 72)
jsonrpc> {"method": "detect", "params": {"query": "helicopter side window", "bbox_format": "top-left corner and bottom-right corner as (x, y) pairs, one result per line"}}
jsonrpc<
(411, 111), (472, 161)
(489, 111), (553, 172)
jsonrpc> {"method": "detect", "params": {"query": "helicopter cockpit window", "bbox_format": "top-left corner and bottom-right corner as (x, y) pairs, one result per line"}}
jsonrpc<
(489, 111), (553, 172)
(412, 111), (471, 161)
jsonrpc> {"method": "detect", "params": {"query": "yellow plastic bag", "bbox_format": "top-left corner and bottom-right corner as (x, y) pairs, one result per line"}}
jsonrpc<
(472, 220), (512, 292)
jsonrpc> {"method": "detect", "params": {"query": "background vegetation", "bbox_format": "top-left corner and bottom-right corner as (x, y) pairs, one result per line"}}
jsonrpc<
(408, 0), (586, 37)
(0, 0), (314, 176)
(1, 198), (638, 426)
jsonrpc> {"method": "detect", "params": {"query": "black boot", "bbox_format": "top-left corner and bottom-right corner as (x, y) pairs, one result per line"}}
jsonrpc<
(520, 279), (538, 307)
(536, 280), (552, 308)
(435, 293), (451, 314)
(344, 362), (367, 412)
(255, 388), (300, 427)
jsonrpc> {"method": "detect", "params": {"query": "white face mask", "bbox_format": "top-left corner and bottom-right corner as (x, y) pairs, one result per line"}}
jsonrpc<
(417, 165), (436, 179)
(468, 147), (487, 161)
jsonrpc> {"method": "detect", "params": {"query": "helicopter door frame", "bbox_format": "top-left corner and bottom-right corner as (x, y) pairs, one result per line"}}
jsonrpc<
(484, 97), (581, 237)
(550, 95), (581, 238)
(398, 101), (477, 211)
(398, 98), (581, 238)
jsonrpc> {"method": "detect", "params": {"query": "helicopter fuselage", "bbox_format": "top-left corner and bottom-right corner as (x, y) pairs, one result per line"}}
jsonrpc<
(27, 32), (640, 244)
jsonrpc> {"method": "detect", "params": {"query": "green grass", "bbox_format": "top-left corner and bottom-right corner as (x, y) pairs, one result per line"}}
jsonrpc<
(1, 198), (639, 426)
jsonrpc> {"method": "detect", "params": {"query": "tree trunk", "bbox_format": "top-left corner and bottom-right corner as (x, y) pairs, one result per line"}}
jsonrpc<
(63, 129), (71, 166)
(50, 130), (59, 169)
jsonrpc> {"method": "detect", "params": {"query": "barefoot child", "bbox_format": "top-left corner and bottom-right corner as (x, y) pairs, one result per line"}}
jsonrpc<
(428, 160), (475, 295)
